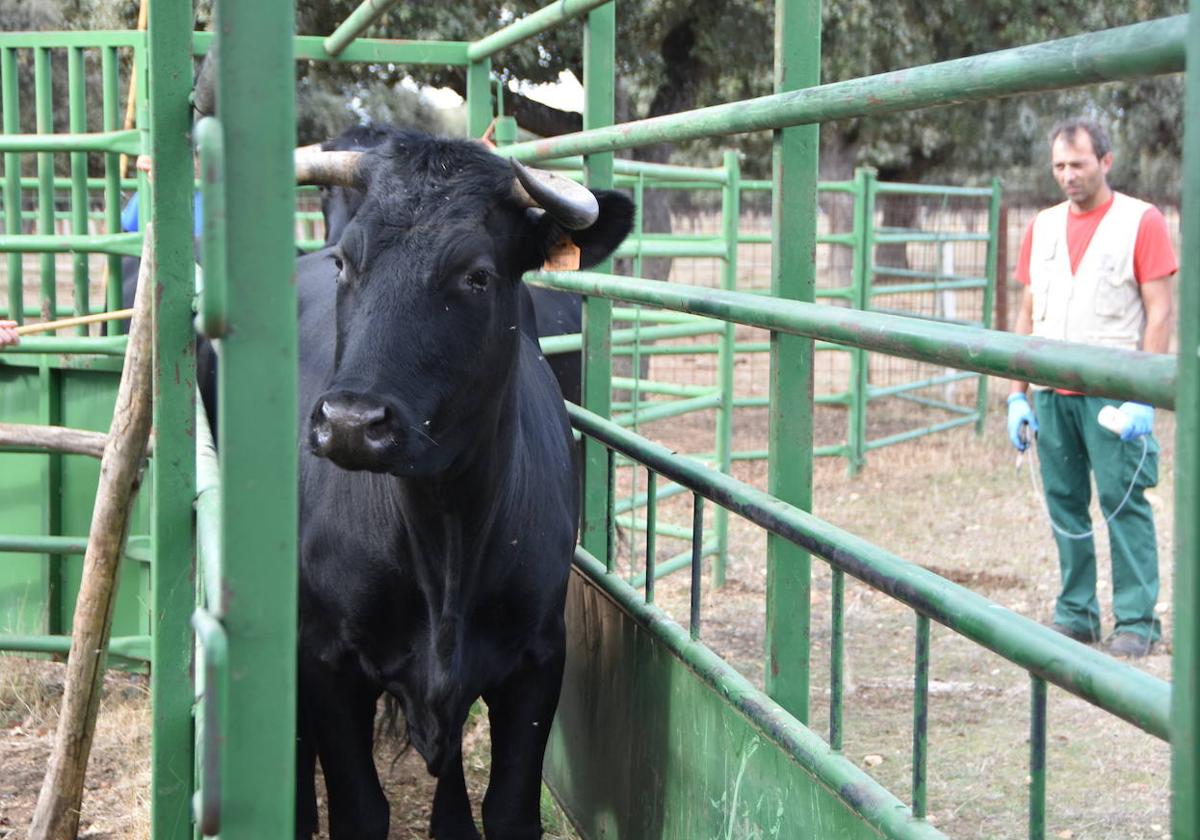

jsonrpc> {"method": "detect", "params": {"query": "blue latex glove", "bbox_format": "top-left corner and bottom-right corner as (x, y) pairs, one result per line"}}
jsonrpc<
(1117, 401), (1154, 441)
(1006, 392), (1038, 452)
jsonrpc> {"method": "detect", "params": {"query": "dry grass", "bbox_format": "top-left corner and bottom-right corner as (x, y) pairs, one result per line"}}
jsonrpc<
(0, 658), (150, 840)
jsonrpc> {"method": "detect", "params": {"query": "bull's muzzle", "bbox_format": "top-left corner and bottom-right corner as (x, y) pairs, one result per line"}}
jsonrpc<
(310, 392), (397, 470)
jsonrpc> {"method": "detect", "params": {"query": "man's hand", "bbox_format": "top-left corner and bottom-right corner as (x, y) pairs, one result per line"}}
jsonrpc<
(1007, 392), (1038, 452)
(0, 320), (19, 347)
(1117, 402), (1154, 442)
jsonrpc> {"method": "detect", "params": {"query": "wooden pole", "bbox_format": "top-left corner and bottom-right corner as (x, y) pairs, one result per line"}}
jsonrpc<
(27, 226), (156, 840)
(14, 309), (134, 337)
(0, 423), (108, 458)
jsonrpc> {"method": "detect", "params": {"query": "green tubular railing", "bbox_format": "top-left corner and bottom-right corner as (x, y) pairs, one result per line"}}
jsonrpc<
(568, 401), (1171, 738)
(532, 270), (1176, 408)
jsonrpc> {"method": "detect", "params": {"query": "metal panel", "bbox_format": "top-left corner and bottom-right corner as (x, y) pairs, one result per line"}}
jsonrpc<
(547, 563), (943, 839)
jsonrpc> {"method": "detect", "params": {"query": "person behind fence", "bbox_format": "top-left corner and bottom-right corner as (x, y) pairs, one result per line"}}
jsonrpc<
(0, 320), (18, 347)
(1006, 118), (1177, 658)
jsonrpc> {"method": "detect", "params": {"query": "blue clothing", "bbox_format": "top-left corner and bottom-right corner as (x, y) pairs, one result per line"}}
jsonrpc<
(121, 191), (204, 238)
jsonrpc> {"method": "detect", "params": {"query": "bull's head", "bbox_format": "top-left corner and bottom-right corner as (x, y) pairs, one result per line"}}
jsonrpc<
(296, 131), (633, 477)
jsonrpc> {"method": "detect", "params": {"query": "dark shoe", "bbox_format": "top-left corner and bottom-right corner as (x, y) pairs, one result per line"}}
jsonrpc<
(1050, 623), (1098, 643)
(1107, 632), (1155, 658)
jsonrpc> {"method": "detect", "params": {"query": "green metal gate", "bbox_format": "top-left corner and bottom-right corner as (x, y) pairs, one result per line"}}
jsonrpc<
(0, 1), (1196, 839)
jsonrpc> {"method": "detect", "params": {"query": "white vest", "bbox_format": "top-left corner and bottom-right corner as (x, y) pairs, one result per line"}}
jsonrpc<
(1028, 191), (1149, 353)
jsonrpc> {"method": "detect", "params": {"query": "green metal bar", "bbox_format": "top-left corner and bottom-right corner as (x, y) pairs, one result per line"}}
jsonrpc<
(0, 336), (128, 355)
(0, 633), (151, 663)
(567, 403), (1172, 740)
(629, 540), (720, 589)
(713, 150), (738, 587)
(531, 271), (1178, 408)
(913, 613), (930, 820)
(867, 278), (988, 296)
(644, 470), (657, 603)
(35, 47), (54, 320)
(1030, 676), (1047, 840)
(147, 0), (197, 832)
(611, 376), (709, 398)
(324, 0), (404, 57)
(866, 415), (979, 451)
(606, 448), (616, 573)
(615, 516), (694, 542)
(68, 46), (89, 329)
(542, 154), (727, 183)
(768, 0), (818, 721)
(0, 130), (141, 155)
(830, 568), (845, 751)
(1173, 2), (1200, 835)
(0, 535), (149, 558)
(847, 168), (871, 473)
(196, 117), (228, 338)
(977, 176), (1002, 434)
(466, 57), (492, 139)
(214, 0), (299, 833)
(2, 46), (21, 326)
(540, 319), (724, 355)
(614, 476), (689, 515)
(37, 363), (62, 634)
(196, 387), (222, 616)
(873, 231), (990, 244)
(612, 391), (721, 427)
(578, 2), (616, 564)
(866, 264), (987, 284)
(102, 46), (123, 329)
(612, 238), (727, 259)
(874, 182), (994, 197)
(893, 392), (977, 416)
(867, 371), (979, 401)
(192, 608), (228, 838)
(468, 0), (613, 61)
(0, 32), (145, 49)
(13, 175), (139, 190)
(572, 545), (947, 840)
(0, 232), (143, 256)
(689, 494), (705, 640)
(194, 30), (470, 66)
(498, 18), (1187, 163)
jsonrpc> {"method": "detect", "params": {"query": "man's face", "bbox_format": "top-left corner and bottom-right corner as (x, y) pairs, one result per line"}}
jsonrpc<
(1051, 130), (1112, 212)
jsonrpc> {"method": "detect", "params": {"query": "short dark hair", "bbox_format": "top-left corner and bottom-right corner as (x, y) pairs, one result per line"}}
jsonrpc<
(1049, 118), (1111, 159)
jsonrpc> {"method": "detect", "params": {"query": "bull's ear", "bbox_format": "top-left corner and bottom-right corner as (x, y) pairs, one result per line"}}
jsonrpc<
(570, 190), (635, 268)
(533, 190), (634, 271)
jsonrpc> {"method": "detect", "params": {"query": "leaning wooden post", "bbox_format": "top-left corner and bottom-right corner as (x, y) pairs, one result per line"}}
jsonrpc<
(27, 226), (156, 840)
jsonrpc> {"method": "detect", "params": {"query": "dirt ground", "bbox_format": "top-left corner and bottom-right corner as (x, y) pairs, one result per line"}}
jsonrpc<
(0, 385), (1175, 839)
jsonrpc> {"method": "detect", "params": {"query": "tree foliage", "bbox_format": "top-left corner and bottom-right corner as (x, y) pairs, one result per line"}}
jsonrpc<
(3, 0), (1187, 203)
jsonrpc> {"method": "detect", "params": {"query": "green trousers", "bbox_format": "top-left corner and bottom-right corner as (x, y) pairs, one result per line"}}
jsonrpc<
(1032, 391), (1161, 642)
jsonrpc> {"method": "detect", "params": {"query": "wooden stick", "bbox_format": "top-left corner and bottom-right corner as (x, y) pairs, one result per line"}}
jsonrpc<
(28, 225), (156, 840)
(0, 423), (109, 459)
(14, 309), (134, 337)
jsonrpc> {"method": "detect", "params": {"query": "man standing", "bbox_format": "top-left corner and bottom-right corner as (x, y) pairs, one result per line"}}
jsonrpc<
(1007, 118), (1176, 658)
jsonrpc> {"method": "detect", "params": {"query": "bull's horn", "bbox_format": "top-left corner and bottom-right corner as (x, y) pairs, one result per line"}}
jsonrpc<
(295, 149), (363, 188)
(511, 159), (599, 230)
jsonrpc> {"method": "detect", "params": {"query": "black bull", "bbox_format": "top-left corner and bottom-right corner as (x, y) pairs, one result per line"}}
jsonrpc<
(293, 132), (632, 838)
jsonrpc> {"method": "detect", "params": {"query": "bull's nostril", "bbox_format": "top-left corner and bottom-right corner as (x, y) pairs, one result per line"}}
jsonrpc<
(362, 405), (388, 427)
(320, 400), (335, 421)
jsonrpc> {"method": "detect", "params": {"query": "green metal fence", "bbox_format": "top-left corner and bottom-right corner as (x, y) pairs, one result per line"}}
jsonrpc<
(0, 1), (1194, 839)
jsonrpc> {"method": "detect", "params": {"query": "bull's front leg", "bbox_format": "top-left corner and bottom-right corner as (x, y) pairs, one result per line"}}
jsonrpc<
(480, 639), (567, 840)
(300, 657), (389, 839)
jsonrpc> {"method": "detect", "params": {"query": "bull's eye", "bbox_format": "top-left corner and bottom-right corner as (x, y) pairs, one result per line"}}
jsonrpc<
(332, 255), (344, 273)
(465, 270), (490, 293)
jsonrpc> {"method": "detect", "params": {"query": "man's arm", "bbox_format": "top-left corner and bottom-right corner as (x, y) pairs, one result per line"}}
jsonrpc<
(1139, 275), (1174, 355)
(1009, 286), (1034, 396)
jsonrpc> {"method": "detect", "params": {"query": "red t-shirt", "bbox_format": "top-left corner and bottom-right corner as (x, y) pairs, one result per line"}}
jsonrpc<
(1014, 194), (1178, 286)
